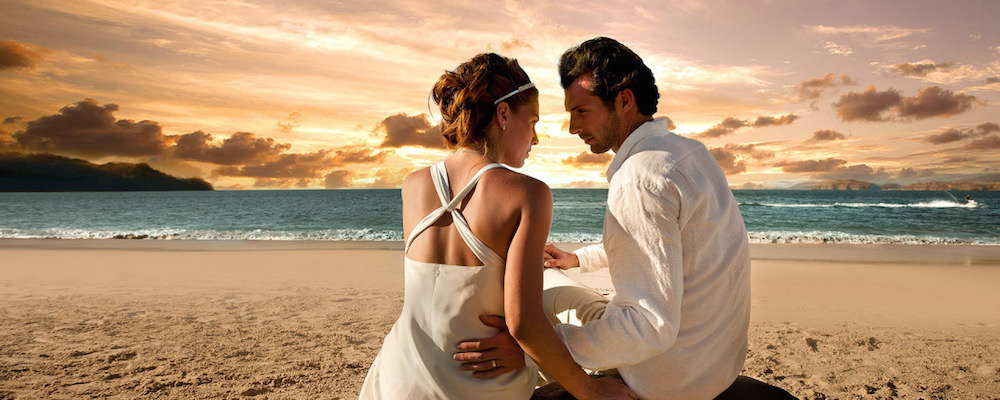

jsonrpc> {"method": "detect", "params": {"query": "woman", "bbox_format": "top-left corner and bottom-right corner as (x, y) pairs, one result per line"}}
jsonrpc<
(359, 53), (635, 399)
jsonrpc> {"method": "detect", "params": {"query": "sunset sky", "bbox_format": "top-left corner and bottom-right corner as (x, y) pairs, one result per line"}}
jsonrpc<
(1, 0), (998, 189)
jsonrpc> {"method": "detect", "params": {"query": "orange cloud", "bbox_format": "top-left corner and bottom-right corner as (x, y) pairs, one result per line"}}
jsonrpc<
(173, 131), (291, 165)
(324, 170), (353, 188)
(214, 150), (336, 179)
(708, 147), (746, 175)
(0, 40), (48, 70)
(797, 73), (855, 105)
(893, 62), (954, 77)
(897, 86), (980, 120)
(562, 152), (612, 166)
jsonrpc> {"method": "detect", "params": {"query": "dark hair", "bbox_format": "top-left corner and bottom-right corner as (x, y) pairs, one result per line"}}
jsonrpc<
(432, 53), (537, 150)
(558, 37), (659, 116)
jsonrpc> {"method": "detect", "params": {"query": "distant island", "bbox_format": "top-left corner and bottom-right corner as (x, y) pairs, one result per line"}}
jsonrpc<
(0, 152), (212, 192)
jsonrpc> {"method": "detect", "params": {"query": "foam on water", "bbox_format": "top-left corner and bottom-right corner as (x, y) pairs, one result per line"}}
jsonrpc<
(745, 200), (980, 209)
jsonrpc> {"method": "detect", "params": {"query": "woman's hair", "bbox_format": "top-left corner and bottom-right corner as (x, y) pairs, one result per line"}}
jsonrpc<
(432, 53), (537, 151)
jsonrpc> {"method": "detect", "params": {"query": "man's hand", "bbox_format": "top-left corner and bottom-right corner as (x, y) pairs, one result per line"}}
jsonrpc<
(543, 243), (580, 269)
(453, 315), (525, 379)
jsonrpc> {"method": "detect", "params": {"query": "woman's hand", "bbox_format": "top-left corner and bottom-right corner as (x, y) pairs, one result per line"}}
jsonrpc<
(543, 243), (580, 269)
(582, 375), (639, 400)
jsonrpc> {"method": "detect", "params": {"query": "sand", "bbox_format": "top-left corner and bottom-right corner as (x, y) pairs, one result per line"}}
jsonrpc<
(1, 239), (998, 399)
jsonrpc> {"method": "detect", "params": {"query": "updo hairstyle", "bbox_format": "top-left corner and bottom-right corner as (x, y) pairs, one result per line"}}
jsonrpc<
(432, 53), (537, 152)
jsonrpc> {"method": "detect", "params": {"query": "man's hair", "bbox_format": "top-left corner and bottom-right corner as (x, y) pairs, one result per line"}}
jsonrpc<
(558, 37), (659, 116)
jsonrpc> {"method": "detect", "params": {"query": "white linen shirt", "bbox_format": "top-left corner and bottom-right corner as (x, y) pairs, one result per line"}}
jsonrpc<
(556, 119), (751, 400)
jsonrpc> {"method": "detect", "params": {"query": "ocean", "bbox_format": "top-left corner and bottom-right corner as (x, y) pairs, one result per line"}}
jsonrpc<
(0, 189), (997, 245)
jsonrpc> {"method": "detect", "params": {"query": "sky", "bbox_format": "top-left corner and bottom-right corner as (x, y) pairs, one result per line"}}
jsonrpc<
(1, 0), (998, 190)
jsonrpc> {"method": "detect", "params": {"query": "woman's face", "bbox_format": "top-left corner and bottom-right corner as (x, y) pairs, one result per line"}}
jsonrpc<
(497, 95), (539, 168)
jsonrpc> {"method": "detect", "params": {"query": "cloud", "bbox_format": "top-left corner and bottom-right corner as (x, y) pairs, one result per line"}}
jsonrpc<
(696, 114), (798, 138)
(987, 77), (1000, 84)
(809, 129), (847, 142)
(13, 99), (172, 157)
(662, 116), (677, 131)
(0, 40), (48, 70)
(376, 113), (445, 149)
(3, 116), (22, 124)
(833, 86), (979, 122)
(214, 150), (336, 178)
(823, 41), (853, 56)
(752, 114), (798, 127)
(893, 62), (954, 77)
(797, 73), (855, 104)
(707, 144), (774, 176)
(277, 111), (303, 134)
(324, 170), (353, 188)
(499, 36), (533, 52)
(173, 131), (291, 165)
(775, 158), (848, 173)
(810, 25), (929, 42)
(964, 135), (1000, 150)
(370, 168), (409, 188)
(923, 128), (969, 144)
(332, 145), (387, 165)
(897, 168), (935, 180)
(562, 152), (612, 166)
(897, 86), (980, 119)
(735, 182), (768, 190)
(708, 147), (747, 175)
(832, 86), (902, 121)
(563, 180), (601, 188)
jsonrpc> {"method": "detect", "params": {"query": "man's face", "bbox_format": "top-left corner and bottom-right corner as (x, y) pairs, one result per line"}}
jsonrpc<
(564, 75), (622, 154)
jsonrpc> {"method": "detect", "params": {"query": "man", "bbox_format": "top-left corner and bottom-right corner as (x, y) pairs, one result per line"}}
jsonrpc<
(457, 37), (752, 399)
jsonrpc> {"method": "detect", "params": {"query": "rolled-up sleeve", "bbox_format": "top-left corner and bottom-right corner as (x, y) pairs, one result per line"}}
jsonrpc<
(556, 179), (684, 370)
(573, 243), (607, 273)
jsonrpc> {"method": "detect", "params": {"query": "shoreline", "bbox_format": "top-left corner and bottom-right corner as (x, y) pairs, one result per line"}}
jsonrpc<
(2, 238), (999, 265)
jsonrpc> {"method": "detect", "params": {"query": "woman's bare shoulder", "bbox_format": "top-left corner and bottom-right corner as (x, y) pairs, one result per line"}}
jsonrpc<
(401, 167), (432, 195)
(481, 167), (552, 203)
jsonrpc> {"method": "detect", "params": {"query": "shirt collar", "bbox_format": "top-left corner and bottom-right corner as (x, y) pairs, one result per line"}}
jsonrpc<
(606, 118), (670, 181)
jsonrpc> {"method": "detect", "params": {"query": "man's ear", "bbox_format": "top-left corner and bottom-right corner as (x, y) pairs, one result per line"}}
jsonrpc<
(616, 88), (637, 114)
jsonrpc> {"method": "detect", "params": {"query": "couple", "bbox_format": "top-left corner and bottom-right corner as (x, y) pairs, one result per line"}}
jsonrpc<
(360, 37), (752, 400)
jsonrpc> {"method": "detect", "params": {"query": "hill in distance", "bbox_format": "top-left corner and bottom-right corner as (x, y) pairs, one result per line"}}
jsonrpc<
(0, 152), (212, 192)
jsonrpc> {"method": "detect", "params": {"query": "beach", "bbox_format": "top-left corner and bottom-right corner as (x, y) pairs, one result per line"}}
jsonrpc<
(1, 240), (998, 399)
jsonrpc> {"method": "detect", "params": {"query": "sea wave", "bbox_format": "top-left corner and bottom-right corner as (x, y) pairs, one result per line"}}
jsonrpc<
(747, 231), (999, 245)
(742, 200), (980, 209)
(0, 228), (404, 241)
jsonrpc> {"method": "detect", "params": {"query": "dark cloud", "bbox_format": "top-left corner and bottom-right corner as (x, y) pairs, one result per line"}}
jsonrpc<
(964, 135), (1000, 150)
(324, 170), (353, 188)
(897, 86), (980, 120)
(332, 145), (386, 165)
(752, 114), (798, 127)
(834, 86), (979, 122)
(377, 113), (445, 149)
(988, 77), (1000, 84)
(923, 122), (999, 144)
(797, 73), (856, 105)
(707, 144), (773, 176)
(893, 62), (954, 77)
(775, 158), (848, 173)
(3, 117), (22, 124)
(898, 168), (935, 180)
(173, 131), (290, 165)
(697, 114), (798, 138)
(818, 164), (891, 181)
(13, 99), (172, 157)
(708, 147), (747, 175)
(0, 40), (47, 70)
(562, 152), (613, 165)
(809, 129), (847, 142)
(214, 150), (336, 179)
(832, 86), (902, 121)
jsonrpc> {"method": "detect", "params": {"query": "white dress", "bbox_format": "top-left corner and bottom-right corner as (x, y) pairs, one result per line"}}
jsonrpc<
(359, 161), (539, 399)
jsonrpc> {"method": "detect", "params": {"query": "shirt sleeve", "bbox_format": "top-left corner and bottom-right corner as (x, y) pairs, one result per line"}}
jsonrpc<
(556, 180), (685, 370)
(573, 243), (607, 273)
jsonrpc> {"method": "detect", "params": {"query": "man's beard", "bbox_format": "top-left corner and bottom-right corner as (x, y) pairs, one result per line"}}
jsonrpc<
(588, 112), (621, 154)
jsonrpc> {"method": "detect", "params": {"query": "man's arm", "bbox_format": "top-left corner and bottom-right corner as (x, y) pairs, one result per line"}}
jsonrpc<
(555, 180), (685, 370)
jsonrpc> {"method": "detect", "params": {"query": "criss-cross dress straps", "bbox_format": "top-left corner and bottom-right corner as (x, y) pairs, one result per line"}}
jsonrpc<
(404, 161), (508, 266)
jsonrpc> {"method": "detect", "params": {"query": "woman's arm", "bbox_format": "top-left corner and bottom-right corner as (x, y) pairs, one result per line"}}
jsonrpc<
(503, 178), (633, 400)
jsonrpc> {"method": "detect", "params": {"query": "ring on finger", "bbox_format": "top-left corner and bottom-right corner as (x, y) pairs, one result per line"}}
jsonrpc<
(490, 360), (498, 369)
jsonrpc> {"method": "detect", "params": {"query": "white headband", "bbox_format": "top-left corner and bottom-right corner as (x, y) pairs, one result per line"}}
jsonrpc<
(493, 82), (536, 105)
